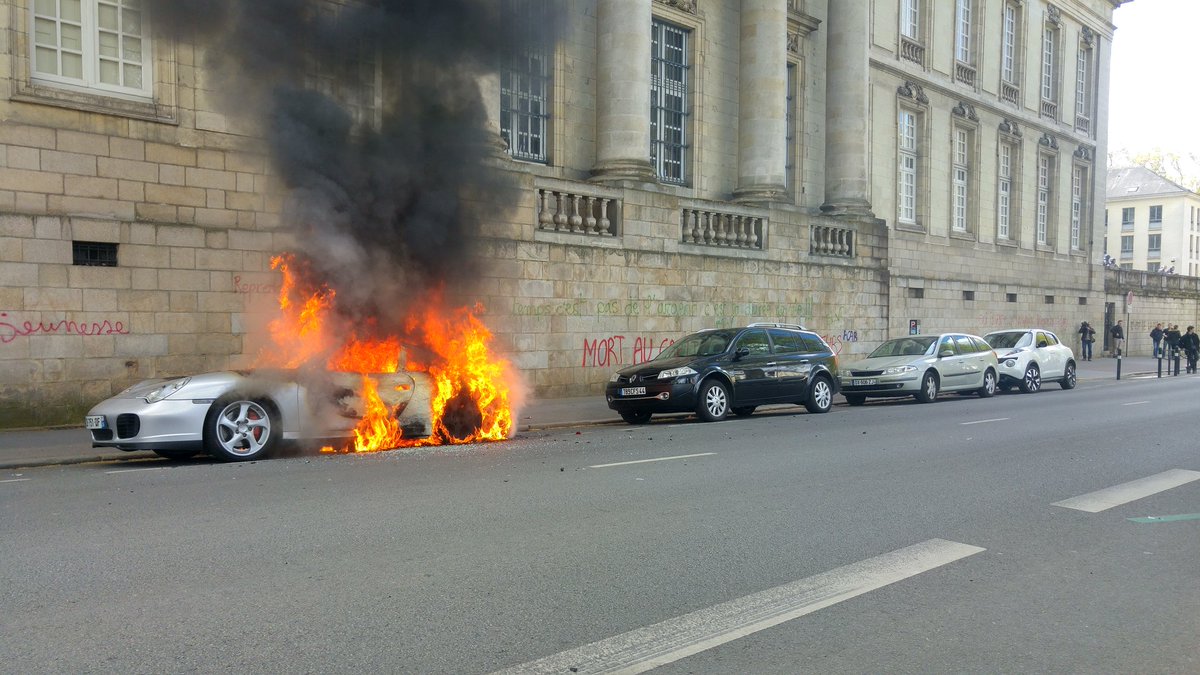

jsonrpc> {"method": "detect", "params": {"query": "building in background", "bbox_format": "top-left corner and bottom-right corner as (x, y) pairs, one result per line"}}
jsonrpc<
(1103, 166), (1200, 274)
(0, 0), (1142, 426)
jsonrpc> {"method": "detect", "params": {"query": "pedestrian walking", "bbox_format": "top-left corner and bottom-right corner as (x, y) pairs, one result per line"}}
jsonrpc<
(1150, 322), (1164, 358)
(1110, 320), (1125, 356)
(1165, 324), (1182, 357)
(1181, 326), (1200, 374)
(1078, 321), (1095, 361)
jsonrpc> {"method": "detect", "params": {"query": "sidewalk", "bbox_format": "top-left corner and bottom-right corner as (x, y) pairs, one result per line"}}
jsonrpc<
(0, 355), (1180, 470)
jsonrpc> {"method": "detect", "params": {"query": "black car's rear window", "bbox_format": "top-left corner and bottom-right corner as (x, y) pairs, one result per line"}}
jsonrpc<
(769, 329), (805, 354)
(800, 333), (828, 353)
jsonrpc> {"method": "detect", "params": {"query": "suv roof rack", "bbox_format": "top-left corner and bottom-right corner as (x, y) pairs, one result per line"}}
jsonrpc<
(748, 322), (806, 331)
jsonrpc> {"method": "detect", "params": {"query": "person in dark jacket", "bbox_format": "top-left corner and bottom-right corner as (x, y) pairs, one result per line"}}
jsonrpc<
(1165, 324), (1182, 356)
(1110, 320), (1125, 356)
(1078, 321), (1095, 361)
(1181, 326), (1200, 374)
(1150, 322), (1164, 358)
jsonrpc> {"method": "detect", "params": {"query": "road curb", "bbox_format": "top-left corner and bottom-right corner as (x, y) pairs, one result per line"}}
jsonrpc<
(0, 451), (154, 470)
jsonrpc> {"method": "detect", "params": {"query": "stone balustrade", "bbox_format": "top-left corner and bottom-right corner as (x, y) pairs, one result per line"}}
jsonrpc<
(811, 223), (854, 257)
(1000, 82), (1020, 105)
(900, 36), (924, 66)
(1111, 268), (1200, 293)
(954, 62), (976, 88)
(1040, 100), (1058, 119)
(1075, 114), (1090, 134)
(680, 205), (765, 250)
(536, 186), (620, 236)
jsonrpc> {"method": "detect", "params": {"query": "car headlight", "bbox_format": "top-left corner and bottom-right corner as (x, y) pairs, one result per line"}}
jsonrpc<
(883, 365), (917, 376)
(609, 372), (621, 382)
(839, 369), (853, 378)
(1004, 359), (1017, 367)
(657, 366), (698, 380)
(144, 377), (191, 403)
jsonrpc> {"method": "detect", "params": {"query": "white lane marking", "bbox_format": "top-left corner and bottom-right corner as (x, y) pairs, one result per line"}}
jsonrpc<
(1, 478), (31, 483)
(589, 453), (716, 469)
(492, 539), (984, 675)
(960, 417), (1010, 426)
(1052, 469), (1200, 513)
(104, 467), (169, 475)
(1122, 400), (1150, 406)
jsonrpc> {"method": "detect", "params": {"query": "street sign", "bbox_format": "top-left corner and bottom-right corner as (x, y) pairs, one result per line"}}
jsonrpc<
(1126, 291), (1134, 310)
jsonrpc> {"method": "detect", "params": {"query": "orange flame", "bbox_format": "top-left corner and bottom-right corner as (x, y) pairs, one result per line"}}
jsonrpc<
(258, 254), (514, 452)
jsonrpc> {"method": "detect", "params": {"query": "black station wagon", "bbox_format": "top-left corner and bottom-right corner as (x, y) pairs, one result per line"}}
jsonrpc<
(605, 323), (840, 424)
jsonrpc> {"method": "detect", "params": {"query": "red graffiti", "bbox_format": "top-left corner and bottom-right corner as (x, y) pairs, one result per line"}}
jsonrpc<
(0, 312), (129, 344)
(581, 335), (677, 367)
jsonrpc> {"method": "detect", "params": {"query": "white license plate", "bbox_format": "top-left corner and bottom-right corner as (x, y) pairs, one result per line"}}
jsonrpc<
(851, 379), (878, 387)
(620, 387), (646, 396)
(85, 415), (107, 430)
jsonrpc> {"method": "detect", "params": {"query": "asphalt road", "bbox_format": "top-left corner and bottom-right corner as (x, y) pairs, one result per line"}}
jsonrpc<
(2, 375), (1198, 674)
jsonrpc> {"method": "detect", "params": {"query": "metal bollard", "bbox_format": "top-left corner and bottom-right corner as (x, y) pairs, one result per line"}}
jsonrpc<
(1174, 350), (1181, 376)
(1157, 354), (1163, 378)
(1116, 353), (1122, 380)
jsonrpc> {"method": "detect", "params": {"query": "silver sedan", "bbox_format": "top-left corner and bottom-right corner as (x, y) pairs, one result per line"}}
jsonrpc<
(85, 369), (432, 461)
(838, 333), (999, 405)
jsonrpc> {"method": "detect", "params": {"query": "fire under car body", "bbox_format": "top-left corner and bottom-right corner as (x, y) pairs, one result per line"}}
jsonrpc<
(85, 369), (433, 461)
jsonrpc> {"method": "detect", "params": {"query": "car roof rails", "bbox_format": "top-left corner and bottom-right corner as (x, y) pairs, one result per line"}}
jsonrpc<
(748, 322), (806, 331)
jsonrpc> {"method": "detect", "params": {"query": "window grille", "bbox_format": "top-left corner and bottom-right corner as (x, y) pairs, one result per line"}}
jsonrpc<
(32, 0), (151, 97)
(898, 110), (918, 224)
(952, 128), (969, 232)
(1001, 4), (1018, 83)
(73, 241), (118, 267)
(1037, 155), (1052, 244)
(998, 143), (1012, 239)
(651, 19), (689, 185)
(501, 0), (550, 163)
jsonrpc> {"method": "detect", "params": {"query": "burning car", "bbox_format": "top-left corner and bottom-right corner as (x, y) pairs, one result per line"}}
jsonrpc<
(85, 369), (432, 461)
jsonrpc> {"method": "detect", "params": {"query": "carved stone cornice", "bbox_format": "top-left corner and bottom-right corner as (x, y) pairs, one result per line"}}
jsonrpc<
(897, 81), (928, 106)
(999, 119), (1023, 138)
(1047, 4), (1061, 26)
(1039, 133), (1059, 150)
(1081, 26), (1095, 47)
(788, 10), (821, 38)
(952, 102), (979, 122)
(654, 0), (696, 14)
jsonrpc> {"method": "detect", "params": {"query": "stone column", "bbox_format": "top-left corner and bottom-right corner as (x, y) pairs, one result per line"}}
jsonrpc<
(821, 0), (874, 217)
(591, 0), (656, 182)
(734, 0), (788, 203)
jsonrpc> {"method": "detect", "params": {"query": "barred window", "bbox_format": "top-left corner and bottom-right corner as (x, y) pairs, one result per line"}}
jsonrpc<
(1037, 154), (1054, 245)
(1041, 25), (1058, 103)
(305, 1), (380, 129)
(998, 142), (1013, 239)
(651, 19), (689, 185)
(1001, 3), (1019, 84)
(955, 0), (973, 64)
(73, 241), (118, 267)
(501, 0), (550, 163)
(1070, 164), (1086, 250)
(952, 128), (971, 232)
(31, 0), (151, 98)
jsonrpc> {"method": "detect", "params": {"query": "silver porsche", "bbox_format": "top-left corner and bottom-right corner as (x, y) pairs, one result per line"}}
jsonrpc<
(85, 369), (432, 461)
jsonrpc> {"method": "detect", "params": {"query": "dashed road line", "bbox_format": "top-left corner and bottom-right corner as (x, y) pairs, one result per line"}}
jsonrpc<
(1128, 513), (1200, 524)
(1122, 400), (1150, 406)
(1052, 469), (1200, 513)
(960, 417), (1010, 426)
(104, 467), (170, 475)
(491, 538), (985, 675)
(1, 478), (31, 483)
(589, 453), (716, 468)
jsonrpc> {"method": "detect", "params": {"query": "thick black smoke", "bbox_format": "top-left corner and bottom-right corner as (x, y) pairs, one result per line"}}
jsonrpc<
(148, 0), (562, 333)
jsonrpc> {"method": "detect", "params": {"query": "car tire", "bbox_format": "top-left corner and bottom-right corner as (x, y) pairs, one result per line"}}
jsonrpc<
(844, 394), (866, 406)
(153, 449), (198, 460)
(804, 376), (834, 413)
(203, 395), (280, 461)
(732, 406), (757, 418)
(696, 379), (730, 422)
(1059, 361), (1077, 390)
(1019, 363), (1041, 393)
(620, 411), (652, 425)
(914, 371), (939, 403)
(977, 369), (997, 398)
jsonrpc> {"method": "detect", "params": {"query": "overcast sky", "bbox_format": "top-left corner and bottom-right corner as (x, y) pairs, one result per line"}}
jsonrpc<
(1107, 0), (1199, 163)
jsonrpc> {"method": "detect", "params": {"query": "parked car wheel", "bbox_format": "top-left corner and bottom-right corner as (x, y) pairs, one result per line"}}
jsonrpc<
(804, 376), (834, 413)
(696, 379), (730, 422)
(620, 411), (652, 425)
(1060, 361), (1077, 390)
(914, 371), (939, 403)
(732, 406), (757, 418)
(203, 396), (279, 461)
(977, 369), (997, 398)
(844, 394), (866, 406)
(153, 449), (198, 460)
(1019, 363), (1041, 393)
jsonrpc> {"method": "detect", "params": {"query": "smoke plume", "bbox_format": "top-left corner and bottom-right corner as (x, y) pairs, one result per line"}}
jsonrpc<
(148, 0), (562, 335)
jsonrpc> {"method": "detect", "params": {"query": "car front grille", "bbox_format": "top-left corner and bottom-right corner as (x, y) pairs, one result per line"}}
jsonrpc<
(116, 414), (141, 439)
(849, 370), (884, 377)
(91, 429), (114, 441)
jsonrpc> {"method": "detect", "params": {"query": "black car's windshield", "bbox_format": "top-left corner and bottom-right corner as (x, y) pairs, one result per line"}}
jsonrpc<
(656, 330), (738, 359)
(985, 332), (1031, 349)
(868, 336), (937, 358)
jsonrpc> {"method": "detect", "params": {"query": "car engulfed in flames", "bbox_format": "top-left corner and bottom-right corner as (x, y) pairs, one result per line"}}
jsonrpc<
(85, 254), (517, 461)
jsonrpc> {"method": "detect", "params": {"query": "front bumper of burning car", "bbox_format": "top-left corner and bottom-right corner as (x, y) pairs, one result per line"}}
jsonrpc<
(605, 379), (699, 414)
(86, 397), (209, 452)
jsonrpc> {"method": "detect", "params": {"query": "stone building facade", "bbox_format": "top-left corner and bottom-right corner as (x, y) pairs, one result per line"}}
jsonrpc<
(0, 0), (1148, 428)
(1103, 166), (1200, 275)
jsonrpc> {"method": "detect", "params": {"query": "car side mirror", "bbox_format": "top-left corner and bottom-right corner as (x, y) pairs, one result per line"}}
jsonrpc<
(938, 347), (955, 358)
(734, 346), (751, 360)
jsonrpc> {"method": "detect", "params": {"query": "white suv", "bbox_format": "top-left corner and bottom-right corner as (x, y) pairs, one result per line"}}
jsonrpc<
(983, 329), (1077, 393)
